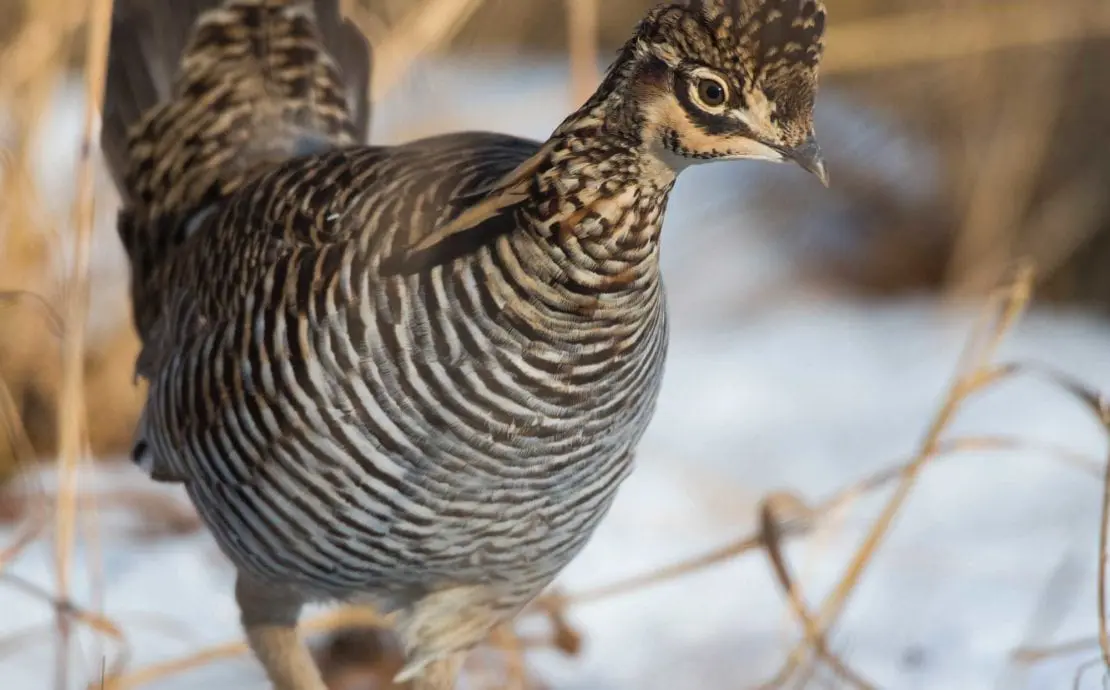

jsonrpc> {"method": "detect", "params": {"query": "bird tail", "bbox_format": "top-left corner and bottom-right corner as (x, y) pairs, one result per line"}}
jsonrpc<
(101, 0), (371, 328)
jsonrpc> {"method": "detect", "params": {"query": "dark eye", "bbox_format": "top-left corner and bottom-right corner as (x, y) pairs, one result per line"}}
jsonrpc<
(696, 78), (727, 108)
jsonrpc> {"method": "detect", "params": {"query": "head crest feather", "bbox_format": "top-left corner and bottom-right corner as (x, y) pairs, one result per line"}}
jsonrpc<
(684, 0), (826, 76)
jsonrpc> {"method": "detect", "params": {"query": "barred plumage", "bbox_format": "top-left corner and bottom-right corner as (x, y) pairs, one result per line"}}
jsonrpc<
(102, 1), (829, 688)
(146, 134), (670, 590)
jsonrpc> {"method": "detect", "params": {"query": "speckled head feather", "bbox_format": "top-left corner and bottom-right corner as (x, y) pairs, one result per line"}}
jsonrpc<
(682, 0), (825, 111)
(575, 0), (829, 183)
(685, 0), (826, 67)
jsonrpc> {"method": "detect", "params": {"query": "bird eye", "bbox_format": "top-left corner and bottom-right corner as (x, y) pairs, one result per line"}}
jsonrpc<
(695, 77), (728, 108)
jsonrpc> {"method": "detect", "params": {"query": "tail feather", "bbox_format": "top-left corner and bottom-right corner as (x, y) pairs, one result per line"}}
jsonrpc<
(314, 0), (372, 143)
(100, 0), (372, 340)
(101, 0), (219, 195)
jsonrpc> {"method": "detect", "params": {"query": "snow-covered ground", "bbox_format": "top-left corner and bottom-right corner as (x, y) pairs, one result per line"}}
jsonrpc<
(3, 57), (1110, 689)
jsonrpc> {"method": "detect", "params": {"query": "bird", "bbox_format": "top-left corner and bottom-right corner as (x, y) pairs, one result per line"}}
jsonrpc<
(100, 0), (828, 688)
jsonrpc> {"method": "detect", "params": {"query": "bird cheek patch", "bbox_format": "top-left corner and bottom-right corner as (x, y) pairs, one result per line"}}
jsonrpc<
(667, 103), (755, 159)
(639, 93), (688, 146)
(676, 117), (732, 155)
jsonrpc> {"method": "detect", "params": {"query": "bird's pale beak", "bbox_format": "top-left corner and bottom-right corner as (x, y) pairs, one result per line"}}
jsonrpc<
(789, 136), (829, 188)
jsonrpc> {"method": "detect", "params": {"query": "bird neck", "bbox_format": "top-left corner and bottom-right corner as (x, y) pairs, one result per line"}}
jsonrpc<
(508, 118), (676, 303)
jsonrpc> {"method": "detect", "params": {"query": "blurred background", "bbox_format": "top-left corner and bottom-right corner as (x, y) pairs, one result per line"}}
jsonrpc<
(2, 0), (1110, 688)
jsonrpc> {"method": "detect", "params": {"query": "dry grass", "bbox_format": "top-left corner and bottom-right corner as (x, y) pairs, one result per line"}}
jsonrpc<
(0, 0), (145, 481)
(565, 0), (601, 104)
(731, 0), (1110, 306)
(3, 1), (1110, 689)
(14, 263), (1105, 690)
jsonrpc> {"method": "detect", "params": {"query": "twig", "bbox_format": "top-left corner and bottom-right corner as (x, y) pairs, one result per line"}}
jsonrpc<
(944, 50), (1073, 297)
(825, 0), (1110, 75)
(0, 290), (66, 338)
(356, 0), (487, 101)
(1017, 167), (1109, 291)
(0, 570), (129, 685)
(1014, 637), (1100, 664)
(756, 496), (875, 690)
(560, 432), (1100, 608)
(1097, 408), (1110, 674)
(1, 573), (124, 640)
(1072, 657), (1106, 690)
(53, 0), (113, 687)
(995, 537), (1089, 689)
(764, 367), (1007, 685)
(100, 606), (388, 690)
(565, 0), (600, 105)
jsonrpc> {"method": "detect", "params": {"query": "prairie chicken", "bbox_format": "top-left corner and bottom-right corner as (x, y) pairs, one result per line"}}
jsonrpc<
(101, 0), (828, 688)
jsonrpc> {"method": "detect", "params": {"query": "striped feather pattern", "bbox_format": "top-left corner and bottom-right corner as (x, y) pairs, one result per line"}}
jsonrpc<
(103, 0), (829, 674)
(137, 130), (673, 617)
(111, 0), (368, 341)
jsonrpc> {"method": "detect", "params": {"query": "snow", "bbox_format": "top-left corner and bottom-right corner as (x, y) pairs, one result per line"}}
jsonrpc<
(3, 57), (1110, 690)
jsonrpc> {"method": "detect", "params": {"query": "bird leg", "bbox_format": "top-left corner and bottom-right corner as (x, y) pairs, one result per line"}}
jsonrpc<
(235, 573), (327, 690)
(392, 585), (502, 690)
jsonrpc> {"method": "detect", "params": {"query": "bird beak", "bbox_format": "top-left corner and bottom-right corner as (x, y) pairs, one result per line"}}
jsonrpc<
(789, 136), (829, 188)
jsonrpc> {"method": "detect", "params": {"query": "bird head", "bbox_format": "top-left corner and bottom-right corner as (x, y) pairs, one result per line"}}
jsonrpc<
(592, 0), (829, 185)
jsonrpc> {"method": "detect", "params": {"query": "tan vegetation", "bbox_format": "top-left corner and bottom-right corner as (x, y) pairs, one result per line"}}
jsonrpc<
(3, 0), (1110, 688)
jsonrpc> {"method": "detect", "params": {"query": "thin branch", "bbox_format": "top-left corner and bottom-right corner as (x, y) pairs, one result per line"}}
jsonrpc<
(100, 607), (388, 690)
(565, 0), (600, 105)
(756, 496), (876, 690)
(825, 0), (1110, 75)
(357, 0), (487, 101)
(53, 0), (113, 687)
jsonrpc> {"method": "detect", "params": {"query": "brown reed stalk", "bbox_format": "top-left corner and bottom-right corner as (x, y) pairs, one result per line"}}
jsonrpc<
(824, 0), (1110, 75)
(52, 0), (113, 687)
(565, 0), (600, 105)
(357, 0), (487, 101)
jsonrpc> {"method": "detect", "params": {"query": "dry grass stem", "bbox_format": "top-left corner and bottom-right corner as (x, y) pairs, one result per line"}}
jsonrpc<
(100, 606), (387, 690)
(763, 268), (1033, 685)
(560, 427), (1104, 611)
(824, 0), (1110, 75)
(4, 2), (1110, 688)
(51, 0), (113, 687)
(756, 498), (876, 690)
(1, 573), (126, 642)
(0, 290), (66, 338)
(481, 625), (534, 690)
(0, 571), (132, 684)
(3, 487), (200, 539)
(1014, 637), (1103, 664)
(1097, 404), (1110, 673)
(357, 0), (487, 102)
(0, 411), (48, 569)
(998, 541), (1089, 689)
(944, 52), (1072, 297)
(1072, 658), (1106, 690)
(565, 0), (600, 105)
(1018, 169), (1110, 293)
(0, 377), (39, 478)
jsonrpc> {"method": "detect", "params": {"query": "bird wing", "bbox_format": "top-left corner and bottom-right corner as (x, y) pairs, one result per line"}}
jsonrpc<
(133, 131), (543, 484)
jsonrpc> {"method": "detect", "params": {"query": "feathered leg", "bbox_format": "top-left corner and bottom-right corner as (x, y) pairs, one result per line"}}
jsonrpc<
(409, 654), (465, 690)
(236, 573), (328, 690)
